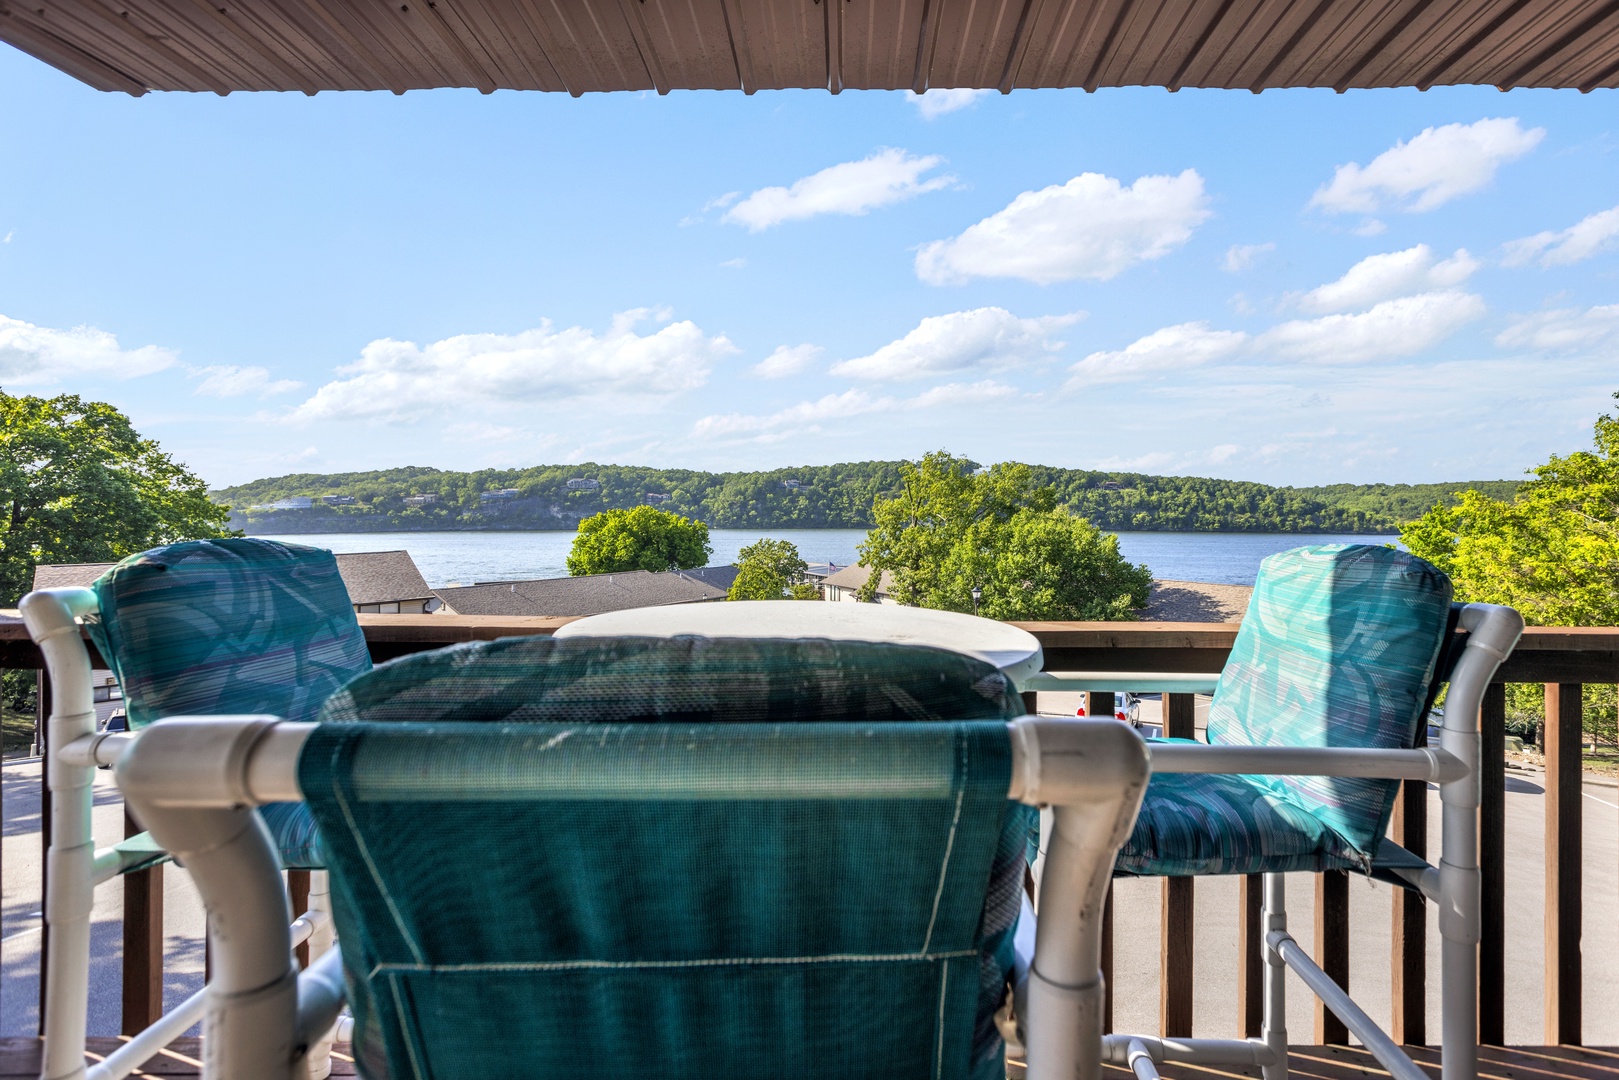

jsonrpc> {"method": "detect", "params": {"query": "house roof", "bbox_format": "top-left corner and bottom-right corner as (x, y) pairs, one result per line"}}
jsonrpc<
(332, 550), (436, 606)
(29, 550), (433, 607)
(6, 1), (1616, 96)
(31, 563), (116, 591)
(434, 570), (726, 617)
(673, 564), (740, 593)
(819, 564), (896, 596)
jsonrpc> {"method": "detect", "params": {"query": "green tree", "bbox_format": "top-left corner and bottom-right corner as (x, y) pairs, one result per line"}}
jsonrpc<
(566, 505), (711, 575)
(1, 392), (233, 605)
(857, 451), (1149, 619)
(941, 509), (1153, 620)
(1401, 395), (1619, 743)
(728, 538), (812, 601)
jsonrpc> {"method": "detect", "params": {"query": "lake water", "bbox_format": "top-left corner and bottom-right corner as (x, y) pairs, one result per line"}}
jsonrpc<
(267, 530), (1398, 589)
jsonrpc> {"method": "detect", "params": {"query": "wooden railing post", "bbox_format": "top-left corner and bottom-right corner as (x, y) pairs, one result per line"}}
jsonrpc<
(121, 808), (163, 1034)
(1159, 693), (1196, 1038)
(1544, 682), (1582, 1046)
(1237, 874), (1263, 1038)
(288, 870), (311, 969)
(1478, 683), (1506, 1045)
(1391, 731), (1427, 1045)
(1086, 690), (1113, 719)
(1314, 870), (1349, 1044)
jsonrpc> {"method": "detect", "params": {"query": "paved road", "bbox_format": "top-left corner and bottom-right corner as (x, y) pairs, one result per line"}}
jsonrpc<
(3, 726), (1615, 1045)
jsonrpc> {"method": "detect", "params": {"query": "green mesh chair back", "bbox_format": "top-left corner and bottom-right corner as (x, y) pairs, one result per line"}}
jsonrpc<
(301, 635), (1029, 1080)
(86, 538), (371, 867)
(1208, 544), (1452, 854)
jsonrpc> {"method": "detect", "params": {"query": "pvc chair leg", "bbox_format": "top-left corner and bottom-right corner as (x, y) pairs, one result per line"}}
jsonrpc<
(303, 871), (337, 1080)
(1260, 873), (1288, 1080)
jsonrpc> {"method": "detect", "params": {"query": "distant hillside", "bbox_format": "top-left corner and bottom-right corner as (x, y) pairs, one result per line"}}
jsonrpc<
(210, 462), (1520, 535)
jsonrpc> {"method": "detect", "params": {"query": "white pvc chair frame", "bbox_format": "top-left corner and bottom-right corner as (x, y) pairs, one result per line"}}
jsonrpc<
(1016, 602), (1524, 1080)
(20, 587), (339, 1080)
(101, 713), (1149, 1080)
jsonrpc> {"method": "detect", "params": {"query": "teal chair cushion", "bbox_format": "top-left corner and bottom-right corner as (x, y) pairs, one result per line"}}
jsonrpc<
(1120, 545), (1452, 877)
(303, 634), (1031, 1080)
(85, 538), (370, 868)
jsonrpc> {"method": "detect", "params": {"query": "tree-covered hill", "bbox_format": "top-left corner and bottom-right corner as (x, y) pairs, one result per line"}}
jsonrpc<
(210, 461), (1520, 535)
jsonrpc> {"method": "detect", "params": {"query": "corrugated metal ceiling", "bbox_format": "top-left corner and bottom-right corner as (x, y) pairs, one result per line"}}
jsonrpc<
(2, 0), (1615, 96)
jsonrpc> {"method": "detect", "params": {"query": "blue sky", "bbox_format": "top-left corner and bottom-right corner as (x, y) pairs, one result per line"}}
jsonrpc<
(2, 44), (1616, 489)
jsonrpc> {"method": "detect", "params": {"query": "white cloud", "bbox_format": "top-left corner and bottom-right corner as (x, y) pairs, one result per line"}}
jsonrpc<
(751, 343), (822, 379)
(907, 88), (993, 119)
(830, 307), (1081, 381)
(1502, 204), (1619, 268)
(290, 310), (735, 424)
(1353, 219), (1388, 237)
(2, 230), (12, 244)
(1310, 118), (1544, 214)
(679, 192), (739, 226)
(915, 170), (1210, 286)
(692, 381), (1014, 441)
(1299, 245), (1479, 313)
(0, 314), (176, 384)
(1495, 305), (1619, 352)
(1066, 322), (1248, 388)
(1223, 242), (1274, 272)
(719, 257), (747, 269)
(723, 150), (951, 231)
(1256, 291), (1485, 364)
(191, 364), (302, 398)
(442, 421), (522, 442)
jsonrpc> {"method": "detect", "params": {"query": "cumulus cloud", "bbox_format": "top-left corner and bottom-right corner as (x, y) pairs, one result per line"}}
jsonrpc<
(191, 364), (302, 398)
(290, 310), (735, 424)
(1502, 204), (1619, 268)
(1066, 323), (1248, 388)
(1223, 242), (1274, 272)
(1495, 305), (1619, 352)
(692, 381), (1014, 441)
(1298, 245), (1478, 313)
(723, 150), (951, 231)
(1256, 291), (1486, 364)
(830, 307), (1081, 381)
(915, 170), (1210, 286)
(1310, 118), (1544, 214)
(907, 88), (993, 119)
(751, 343), (822, 379)
(0, 314), (176, 384)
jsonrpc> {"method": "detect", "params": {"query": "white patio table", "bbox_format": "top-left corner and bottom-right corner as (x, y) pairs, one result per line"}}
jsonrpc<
(553, 599), (1046, 690)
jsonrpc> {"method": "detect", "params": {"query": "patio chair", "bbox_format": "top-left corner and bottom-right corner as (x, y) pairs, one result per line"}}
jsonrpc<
(1016, 544), (1523, 1080)
(109, 633), (1151, 1080)
(20, 538), (372, 1080)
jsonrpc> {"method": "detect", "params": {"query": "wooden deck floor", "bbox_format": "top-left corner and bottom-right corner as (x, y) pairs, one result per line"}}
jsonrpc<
(0, 1040), (1614, 1078)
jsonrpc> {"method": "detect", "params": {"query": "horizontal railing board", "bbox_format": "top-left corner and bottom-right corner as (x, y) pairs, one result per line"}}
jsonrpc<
(3, 612), (1616, 682)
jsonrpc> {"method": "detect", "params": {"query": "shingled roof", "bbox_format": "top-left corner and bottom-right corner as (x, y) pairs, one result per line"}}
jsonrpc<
(332, 550), (435, 606)
(31, 563), (117, 591)
(435, 570), (727, 617)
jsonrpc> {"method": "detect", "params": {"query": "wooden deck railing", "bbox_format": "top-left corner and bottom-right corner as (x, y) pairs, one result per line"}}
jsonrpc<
(2, 613), (1616, 1047)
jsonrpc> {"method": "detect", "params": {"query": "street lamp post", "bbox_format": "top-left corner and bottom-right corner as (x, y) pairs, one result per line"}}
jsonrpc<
(971, 585), (981, 616)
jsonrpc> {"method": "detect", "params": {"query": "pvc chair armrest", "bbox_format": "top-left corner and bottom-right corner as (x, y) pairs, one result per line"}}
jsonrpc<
(116, 716), (314, 809)
(1146, 743), (1467, 783)
(58, 730), (137, 769)
(1020, 672), (1220, 695)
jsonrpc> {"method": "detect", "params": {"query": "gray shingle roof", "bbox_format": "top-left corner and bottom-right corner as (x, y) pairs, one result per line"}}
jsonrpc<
(31, 563), (116, 590)
(673, 565), (740, 593)
(819, 564), (896, 596)
(332, 550), (435, 606)
(434, 570), (726, 617)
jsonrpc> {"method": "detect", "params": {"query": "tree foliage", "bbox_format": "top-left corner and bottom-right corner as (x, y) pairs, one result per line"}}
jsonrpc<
(0, 392), (232, 605)
(1400, 396), (1619, 627)
(857, 452), (1151, 619)
(210, 460), (1515, 535)
(566, 506), (711, 575)
(1401, 396), (1619, 744)
(728, 538), (813, 601)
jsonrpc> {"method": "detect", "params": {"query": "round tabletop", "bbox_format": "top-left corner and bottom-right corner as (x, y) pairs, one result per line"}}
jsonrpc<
(554, 601), (1044, 689)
